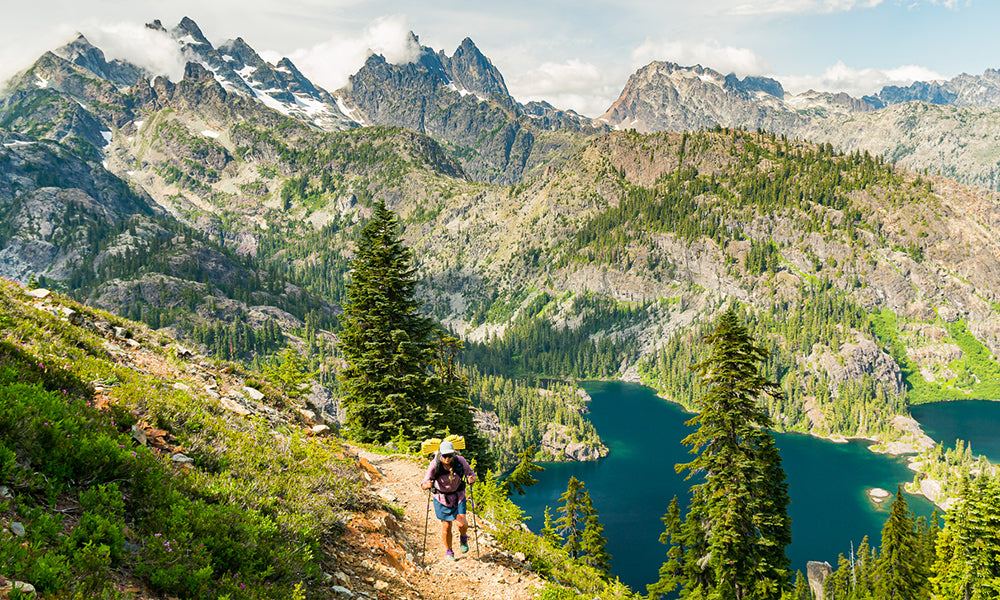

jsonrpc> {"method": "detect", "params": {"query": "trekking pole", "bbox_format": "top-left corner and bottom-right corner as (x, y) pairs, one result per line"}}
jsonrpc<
(468, 478), (480, 559)
(421, 487), (431, 568)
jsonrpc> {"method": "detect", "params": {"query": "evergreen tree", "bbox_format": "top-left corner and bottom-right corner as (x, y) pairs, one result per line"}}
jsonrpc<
(663, 308), (792, 600)
(790, 571), (812, 600)
(555, 476), (587, 559)
(338, 201), (475, 446)
(875, 487), (927, 600)
(541, 506), (562, 546)
(648, 495), (685, 598)
(262, 347), (313, 398)
(930, 474), (1000, 600)
(506, 444), (545, 495)
(580, 493), (612, 574)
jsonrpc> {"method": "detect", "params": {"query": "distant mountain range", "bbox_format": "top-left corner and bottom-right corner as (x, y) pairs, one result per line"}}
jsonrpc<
(7, 17), (999, 190)
(597, 61), (1000, 191)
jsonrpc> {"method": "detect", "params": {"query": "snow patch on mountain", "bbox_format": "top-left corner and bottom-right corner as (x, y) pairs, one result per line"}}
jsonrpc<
(336, 97), (364, 125)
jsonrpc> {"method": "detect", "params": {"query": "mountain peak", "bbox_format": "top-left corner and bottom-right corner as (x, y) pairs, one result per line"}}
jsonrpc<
(446, 36), (510, 102)
(458, 37), (481, 53)
(52, 32), (145, 88)
(174, 16), (211, 47)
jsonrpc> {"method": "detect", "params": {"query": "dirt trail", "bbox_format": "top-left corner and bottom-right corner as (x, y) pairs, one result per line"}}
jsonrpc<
(351, 448), (546, 600)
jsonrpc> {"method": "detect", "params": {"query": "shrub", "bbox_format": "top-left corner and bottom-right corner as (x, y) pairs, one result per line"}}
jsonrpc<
(68, 483), (126, 562)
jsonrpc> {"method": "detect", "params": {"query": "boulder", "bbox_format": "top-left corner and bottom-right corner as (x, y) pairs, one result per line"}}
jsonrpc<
(807, 561), (834, 600)
(242, 385), (265, 401)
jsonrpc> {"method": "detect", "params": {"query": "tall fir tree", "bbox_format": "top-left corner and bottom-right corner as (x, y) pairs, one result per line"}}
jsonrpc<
(661, 308), (792, 600)
(555, 476), (588, 559)
(930, 474), (1000, 600)
(338, 201), (481, 453)
(875, 487), (927, 600)
(648, 496), (685, 598)
(553, 476), (611, 572)
(580, 493), (612, 574)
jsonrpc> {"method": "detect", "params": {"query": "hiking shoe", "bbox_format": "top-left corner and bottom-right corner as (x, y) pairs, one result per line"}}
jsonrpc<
(460, 535), (469, 553)
(445, 549), (455, 560)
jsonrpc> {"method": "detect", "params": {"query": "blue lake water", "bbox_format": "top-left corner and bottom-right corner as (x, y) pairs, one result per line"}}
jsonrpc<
(910, 400), (1000, 462)
(513, 381), (938, 593)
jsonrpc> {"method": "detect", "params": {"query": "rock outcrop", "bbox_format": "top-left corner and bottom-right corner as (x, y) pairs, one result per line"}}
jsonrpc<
(807, 561), (834, 600)
(540, 423), (609, 461)
(807, 335), (905, 398)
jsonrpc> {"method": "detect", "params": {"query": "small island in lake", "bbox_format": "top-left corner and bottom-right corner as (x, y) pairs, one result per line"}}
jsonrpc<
(868, 488), (892, 504)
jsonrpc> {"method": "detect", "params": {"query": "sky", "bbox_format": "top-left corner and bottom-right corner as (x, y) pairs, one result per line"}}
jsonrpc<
(0, 0), (995, 118)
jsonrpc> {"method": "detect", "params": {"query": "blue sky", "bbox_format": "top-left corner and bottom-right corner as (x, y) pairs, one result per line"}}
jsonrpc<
(1, 0), (993, 117)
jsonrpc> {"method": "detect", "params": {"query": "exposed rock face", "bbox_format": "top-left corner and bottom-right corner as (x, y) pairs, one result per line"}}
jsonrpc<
(598, 61), (798, 134)
(807, 561), (834, 600)
(0, 134), (159, 282)
(440, 37), (514, 109)
(880, 80), (958, 106)
(472, 408), (503, 443)
(540, 423), (608, 461)
(807, 335), (904, 398)
(53, 34), (147, 88)
(879, 69), (1000, 109)
(337, 33), (603, 184)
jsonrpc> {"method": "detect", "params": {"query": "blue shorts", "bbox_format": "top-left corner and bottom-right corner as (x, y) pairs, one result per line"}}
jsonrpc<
(433, 497), (467, 522)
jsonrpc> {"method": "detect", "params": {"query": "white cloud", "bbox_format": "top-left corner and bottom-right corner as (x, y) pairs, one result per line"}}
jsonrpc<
(779, 60), (945, 96)
(0, 24), (78, 94)
(914, 0), (967, 8)
(726, 0), (882, 15)
(631, 38), (771, 76)
(80, 21), (187, 81)
(284, 15), (421, 93)
(506, 59), (628, 117)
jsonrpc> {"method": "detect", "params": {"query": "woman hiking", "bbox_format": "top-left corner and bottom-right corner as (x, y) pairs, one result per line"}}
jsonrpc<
(421, 440), (476, 560)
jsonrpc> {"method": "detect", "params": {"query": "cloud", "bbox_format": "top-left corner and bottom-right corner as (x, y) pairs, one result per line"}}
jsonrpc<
(506, 59), (628, 117)
(284, 14), (421, 93)
(0, 24), (79, 94)
(912, 0), (967, 7)
(779, 60), (945, 96)
(631, 38), (771, 76)
(80, 21), (188, 82)
(725, 0), (882, 15)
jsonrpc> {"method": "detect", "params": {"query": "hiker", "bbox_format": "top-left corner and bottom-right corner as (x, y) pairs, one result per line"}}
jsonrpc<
(421, 440), (476, 560)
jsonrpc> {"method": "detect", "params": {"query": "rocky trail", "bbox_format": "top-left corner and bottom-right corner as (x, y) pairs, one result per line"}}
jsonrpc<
(341, 448), (547, 600)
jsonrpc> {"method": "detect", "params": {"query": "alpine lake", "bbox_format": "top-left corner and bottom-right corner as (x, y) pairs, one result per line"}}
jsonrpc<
(512, 381), (1000, 593)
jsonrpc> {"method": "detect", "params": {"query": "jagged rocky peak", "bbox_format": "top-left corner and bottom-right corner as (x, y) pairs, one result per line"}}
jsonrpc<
(183, 61), (218, 85)
(724, 73), (785, 99)
(446, 37), (511, 101)
(52, 34), (146, 88)
(218, 37), (266, 70)
(875, 68), (1000, 109)
(142, 16), (352, 130)
(879, 80), (956, 106)
(173, 16), (213, 48)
